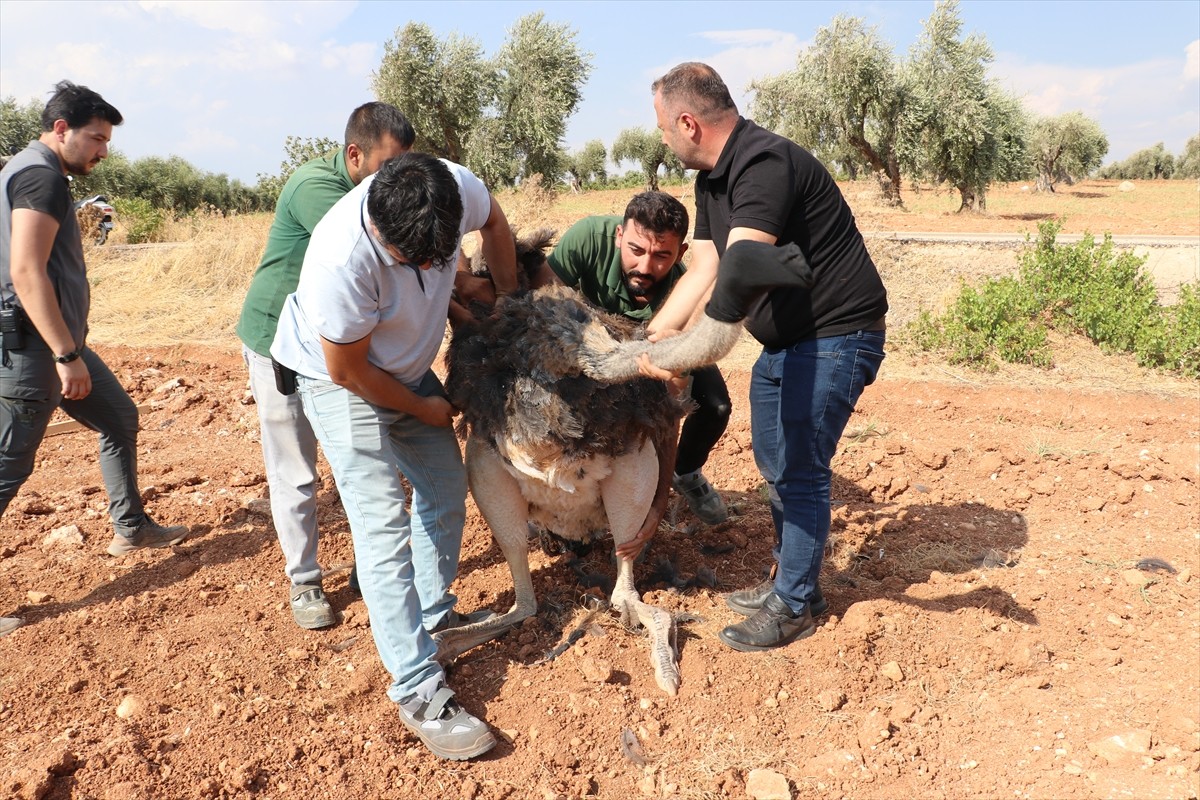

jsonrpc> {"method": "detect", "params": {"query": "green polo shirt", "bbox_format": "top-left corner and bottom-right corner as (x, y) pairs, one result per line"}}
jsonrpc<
(547, 216), (685, 322)
(237, 148), (353, 356)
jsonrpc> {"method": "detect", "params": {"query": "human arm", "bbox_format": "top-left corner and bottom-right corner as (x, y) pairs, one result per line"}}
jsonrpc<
(320, 333), (458, 427)
(476, 196), (518, 297)
(9, 207), (91, 399)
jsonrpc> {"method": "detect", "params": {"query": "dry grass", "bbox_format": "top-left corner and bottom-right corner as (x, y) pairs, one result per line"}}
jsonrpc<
(86, 211), (270, 346)
(81, 180), (1198, 400)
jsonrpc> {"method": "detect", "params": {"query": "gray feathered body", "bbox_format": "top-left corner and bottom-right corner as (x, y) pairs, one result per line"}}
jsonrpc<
(445, 284), (685, 540)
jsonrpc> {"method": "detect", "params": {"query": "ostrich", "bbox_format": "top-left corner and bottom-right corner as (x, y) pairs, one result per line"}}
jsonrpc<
(437, 232), (689, 695)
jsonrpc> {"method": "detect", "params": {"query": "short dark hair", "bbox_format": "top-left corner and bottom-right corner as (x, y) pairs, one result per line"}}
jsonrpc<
(368, 152), (464, 268)
(345, 102), (415, 153)
(622, 191), (689, 243)
(651, 62), (737, 120)
(41, 80), (123, 131)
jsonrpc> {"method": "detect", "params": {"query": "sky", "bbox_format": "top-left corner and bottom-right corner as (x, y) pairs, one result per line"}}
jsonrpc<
(1, 0), (1197, 184)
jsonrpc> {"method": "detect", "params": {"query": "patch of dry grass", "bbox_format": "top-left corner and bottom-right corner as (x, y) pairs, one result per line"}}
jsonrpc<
(86, 211), (270, 347)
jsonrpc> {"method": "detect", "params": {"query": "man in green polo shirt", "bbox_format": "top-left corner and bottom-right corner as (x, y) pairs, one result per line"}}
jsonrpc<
(236, 102), (413, 629)
(535, 191), (732, 539)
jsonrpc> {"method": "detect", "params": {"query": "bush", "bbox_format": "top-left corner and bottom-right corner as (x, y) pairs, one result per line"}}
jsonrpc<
(114, 197), (166, 244)
(904, 220), (1199, 377)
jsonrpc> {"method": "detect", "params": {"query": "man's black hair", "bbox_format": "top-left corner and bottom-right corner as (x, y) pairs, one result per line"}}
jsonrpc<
(345, 102), (415, 153)
(41, 80), (123, 131)
(622, 191), (689, 243)
(368, 152), (463, 268)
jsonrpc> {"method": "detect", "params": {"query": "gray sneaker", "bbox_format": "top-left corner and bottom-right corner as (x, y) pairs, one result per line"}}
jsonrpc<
(672, 471), (728, 525)
(290, 583), (337, 630)
(107, 517), (188, 556)
(398, 685), (496, 760)
(0, 616), (22, 638)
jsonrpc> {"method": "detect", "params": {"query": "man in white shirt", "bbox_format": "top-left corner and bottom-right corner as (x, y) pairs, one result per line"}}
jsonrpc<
(272, 152), (516, 761)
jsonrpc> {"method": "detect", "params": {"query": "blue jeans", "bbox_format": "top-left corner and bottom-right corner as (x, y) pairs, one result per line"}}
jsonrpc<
(298, 370), (467, 704)
(750, 329), (885, 614)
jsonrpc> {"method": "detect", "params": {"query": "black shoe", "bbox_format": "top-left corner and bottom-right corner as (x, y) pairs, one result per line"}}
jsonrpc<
(348, 564), (361, 595)
(718, 592), (817, 652)
(726, 580), (827, 618)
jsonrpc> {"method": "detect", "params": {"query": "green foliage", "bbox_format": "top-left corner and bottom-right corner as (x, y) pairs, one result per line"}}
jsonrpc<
(565, 139), (607, 189)
(1099, 142), (1177, 179)
(255, 135), (339, 201)
(1176, 135), (1200, 179)
(611, 127), (682, 191)
(906, 220), (1200, 377)
(113, 197), (166, 244)
(1028, 111), (1108, 191)
(0, 95), (43, 157)
(373, 14), (591, 190)
(492, 12), (592, 183)
(372, 22), (492, 163)
(750, 15), (907, 205)
(901, 0), (1030, 211)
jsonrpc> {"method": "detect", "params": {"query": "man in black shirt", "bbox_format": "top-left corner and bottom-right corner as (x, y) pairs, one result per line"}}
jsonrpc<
(646, 62), (888, 652)
(1, 81), (188, 637)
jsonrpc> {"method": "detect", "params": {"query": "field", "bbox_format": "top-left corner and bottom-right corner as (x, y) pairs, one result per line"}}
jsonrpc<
(2, 180), (1198, 800)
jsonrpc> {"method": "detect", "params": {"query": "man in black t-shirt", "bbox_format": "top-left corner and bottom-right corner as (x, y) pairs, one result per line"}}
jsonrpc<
(0, 81), (188, 637)
(644, 62), (888, 652)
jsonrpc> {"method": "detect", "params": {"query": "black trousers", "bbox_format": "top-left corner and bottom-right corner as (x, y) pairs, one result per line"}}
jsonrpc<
(675, 364), (731, 475)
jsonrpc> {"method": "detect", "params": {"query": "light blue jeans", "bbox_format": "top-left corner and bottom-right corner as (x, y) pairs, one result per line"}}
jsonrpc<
(242, 346), (322, 587)
(297, 369), (466, 704)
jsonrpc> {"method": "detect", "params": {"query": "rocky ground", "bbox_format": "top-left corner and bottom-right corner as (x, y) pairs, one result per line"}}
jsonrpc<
(3, 178), (1199, 799)
(2, 338), (1197, 800)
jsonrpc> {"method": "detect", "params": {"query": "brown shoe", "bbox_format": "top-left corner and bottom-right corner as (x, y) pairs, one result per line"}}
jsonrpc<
(108, 517), (188, 556)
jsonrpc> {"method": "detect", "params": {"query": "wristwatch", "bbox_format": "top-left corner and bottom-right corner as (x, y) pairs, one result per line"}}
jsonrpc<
(53, 350), (81, 364)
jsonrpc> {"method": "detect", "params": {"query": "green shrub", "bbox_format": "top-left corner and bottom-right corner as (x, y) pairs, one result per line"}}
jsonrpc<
(113, 197), (166, 244)
(905, 219), (1198, 377)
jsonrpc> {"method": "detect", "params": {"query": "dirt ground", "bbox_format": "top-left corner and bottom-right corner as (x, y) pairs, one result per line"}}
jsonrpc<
(2, 181), (1198, 800)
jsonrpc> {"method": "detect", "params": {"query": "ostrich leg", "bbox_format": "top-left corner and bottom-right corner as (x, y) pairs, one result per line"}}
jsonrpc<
(602, 441), (681, 696)
(433, 437), (538, 663)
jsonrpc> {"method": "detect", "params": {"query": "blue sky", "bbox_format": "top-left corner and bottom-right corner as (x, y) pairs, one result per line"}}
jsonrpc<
(1, 0), (1197, 184)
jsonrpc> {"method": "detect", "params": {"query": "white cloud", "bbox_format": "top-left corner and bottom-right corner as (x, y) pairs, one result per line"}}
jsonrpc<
(137, 0), (353, 38)
(643, 28), (804, 114)
(1185, 39), (1200, 82)
(992, 51), (1199, 160)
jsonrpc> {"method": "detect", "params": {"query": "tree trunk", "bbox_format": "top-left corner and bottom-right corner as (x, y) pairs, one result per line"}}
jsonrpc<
(955, 184), (987, 213)
(848, 132), (903, 207)
(645, 169), (659, 192)
(1035, 172), (1055, 193)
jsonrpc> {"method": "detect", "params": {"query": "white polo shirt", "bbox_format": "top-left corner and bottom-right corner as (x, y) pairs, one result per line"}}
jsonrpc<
(271, 160), (491, 389)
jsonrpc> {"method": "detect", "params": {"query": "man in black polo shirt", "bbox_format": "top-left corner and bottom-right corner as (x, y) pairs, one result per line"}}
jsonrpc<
(646, 62), (888, 652)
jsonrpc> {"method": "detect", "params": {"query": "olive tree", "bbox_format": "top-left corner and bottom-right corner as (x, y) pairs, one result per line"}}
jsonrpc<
(750, 15), (908, 205)
(611, 127), (682, 191)
(1028, 112), (1108, 191)
(902, 0), (1029, 212)
(1100, 142), (1178, 180)
(372, 22), (493, 163)
(254, 135), (340, 200)
(566, 139), (608, 190)
(0, 95), (43, 159)
(1176, 135), (1200, 179)
(490, 12), (592, 185)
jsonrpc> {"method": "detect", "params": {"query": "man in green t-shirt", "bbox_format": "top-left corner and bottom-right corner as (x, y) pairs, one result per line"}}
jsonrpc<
(535, 191), (731, 539)
(236, 102), (413, 629)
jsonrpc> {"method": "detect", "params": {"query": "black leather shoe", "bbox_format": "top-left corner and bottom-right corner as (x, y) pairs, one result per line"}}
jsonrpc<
(718, 592), (817, 652)
(726, 580), (827, 618)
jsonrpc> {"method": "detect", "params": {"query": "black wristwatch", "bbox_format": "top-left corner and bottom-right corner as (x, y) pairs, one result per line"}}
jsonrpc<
(53, 350), (81, 364)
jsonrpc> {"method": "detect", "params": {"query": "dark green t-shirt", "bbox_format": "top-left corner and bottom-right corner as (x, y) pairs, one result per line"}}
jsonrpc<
(546, 216), (685, 322)
(236, 148), (353, 356)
